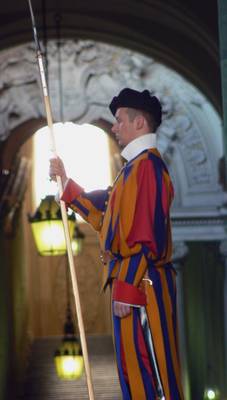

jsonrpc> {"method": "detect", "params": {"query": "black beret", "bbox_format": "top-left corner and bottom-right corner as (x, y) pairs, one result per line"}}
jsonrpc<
(109, 88), (162, 127)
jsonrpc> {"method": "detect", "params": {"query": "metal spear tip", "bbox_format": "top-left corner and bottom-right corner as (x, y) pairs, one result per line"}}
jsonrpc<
(27, 0), (41, 52)
(27, 0), (35, 25)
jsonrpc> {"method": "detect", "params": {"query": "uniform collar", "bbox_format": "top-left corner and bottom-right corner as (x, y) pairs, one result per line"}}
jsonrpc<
(121, 133), (156, 162)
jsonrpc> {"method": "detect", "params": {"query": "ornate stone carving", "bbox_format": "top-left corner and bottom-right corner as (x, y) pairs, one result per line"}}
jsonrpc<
(0, 45), (43, 139)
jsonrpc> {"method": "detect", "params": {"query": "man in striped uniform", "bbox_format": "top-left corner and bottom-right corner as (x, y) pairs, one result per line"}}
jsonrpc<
(50, 88), (184, 399)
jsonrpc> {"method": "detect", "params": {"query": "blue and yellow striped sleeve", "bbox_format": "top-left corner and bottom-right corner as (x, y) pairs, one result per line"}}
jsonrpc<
(61, 178), (110, 231)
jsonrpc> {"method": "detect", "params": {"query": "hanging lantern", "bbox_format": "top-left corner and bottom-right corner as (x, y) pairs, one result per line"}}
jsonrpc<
(54, 304), (84, 380)
(204, 388), (220, 400)
(54, 339), (84, 380)
(71, 225), (85, 256)
(28, 195), (75, 256)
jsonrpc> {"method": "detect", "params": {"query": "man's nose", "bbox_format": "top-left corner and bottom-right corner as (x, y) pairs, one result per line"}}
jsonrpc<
(111, 124), (117, 133)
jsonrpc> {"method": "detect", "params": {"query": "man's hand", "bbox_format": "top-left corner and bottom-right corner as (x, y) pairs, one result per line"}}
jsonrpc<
(49, 157), (68, 187)
(113, 301), (131, 318)
(100, 250), (114, 265)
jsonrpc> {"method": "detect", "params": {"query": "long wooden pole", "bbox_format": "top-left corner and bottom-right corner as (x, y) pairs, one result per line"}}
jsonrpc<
(27, 2), (95, 399)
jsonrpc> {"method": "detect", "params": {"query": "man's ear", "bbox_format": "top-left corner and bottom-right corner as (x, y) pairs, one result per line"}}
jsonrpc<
(135, 114), (144, 130)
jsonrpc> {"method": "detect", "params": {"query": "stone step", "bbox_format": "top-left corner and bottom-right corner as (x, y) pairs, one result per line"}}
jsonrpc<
(18, 335), (122, 400)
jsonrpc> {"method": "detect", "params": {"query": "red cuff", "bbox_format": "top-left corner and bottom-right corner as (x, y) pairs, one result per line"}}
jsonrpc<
(112, 280), (147, 306)
(61, 178), (84, 203)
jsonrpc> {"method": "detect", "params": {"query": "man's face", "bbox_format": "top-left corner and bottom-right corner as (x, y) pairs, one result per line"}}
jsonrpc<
(111, 107), (135, 147)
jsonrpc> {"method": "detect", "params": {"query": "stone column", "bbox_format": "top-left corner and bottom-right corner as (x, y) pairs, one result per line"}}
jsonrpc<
(218, 0), (227, 178)
(173, 241), (190, 400)
(219, 240), (227, 397)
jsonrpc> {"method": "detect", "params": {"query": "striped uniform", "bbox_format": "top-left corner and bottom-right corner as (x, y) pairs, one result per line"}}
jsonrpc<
(61, 148), (184, 400)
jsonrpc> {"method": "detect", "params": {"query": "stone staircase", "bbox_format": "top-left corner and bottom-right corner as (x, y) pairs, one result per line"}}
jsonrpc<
(18, 335), (122, 400)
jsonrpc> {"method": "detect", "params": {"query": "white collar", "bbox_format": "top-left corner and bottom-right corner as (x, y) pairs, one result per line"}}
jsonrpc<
(121, 133), (156, 162)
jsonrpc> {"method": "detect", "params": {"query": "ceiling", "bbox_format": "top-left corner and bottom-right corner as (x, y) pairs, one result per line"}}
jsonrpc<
(0, 0), (221, 111)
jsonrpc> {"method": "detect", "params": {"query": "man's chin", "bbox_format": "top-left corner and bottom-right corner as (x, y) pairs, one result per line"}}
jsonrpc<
(117, 139), (124, 148)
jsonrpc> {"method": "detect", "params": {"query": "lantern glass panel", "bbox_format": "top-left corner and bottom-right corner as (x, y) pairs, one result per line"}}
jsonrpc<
(72, 237), (82, 256)
(54, 354), (84, 380)
(31, 219), (74, 256)
(54, 340), (84, 380)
